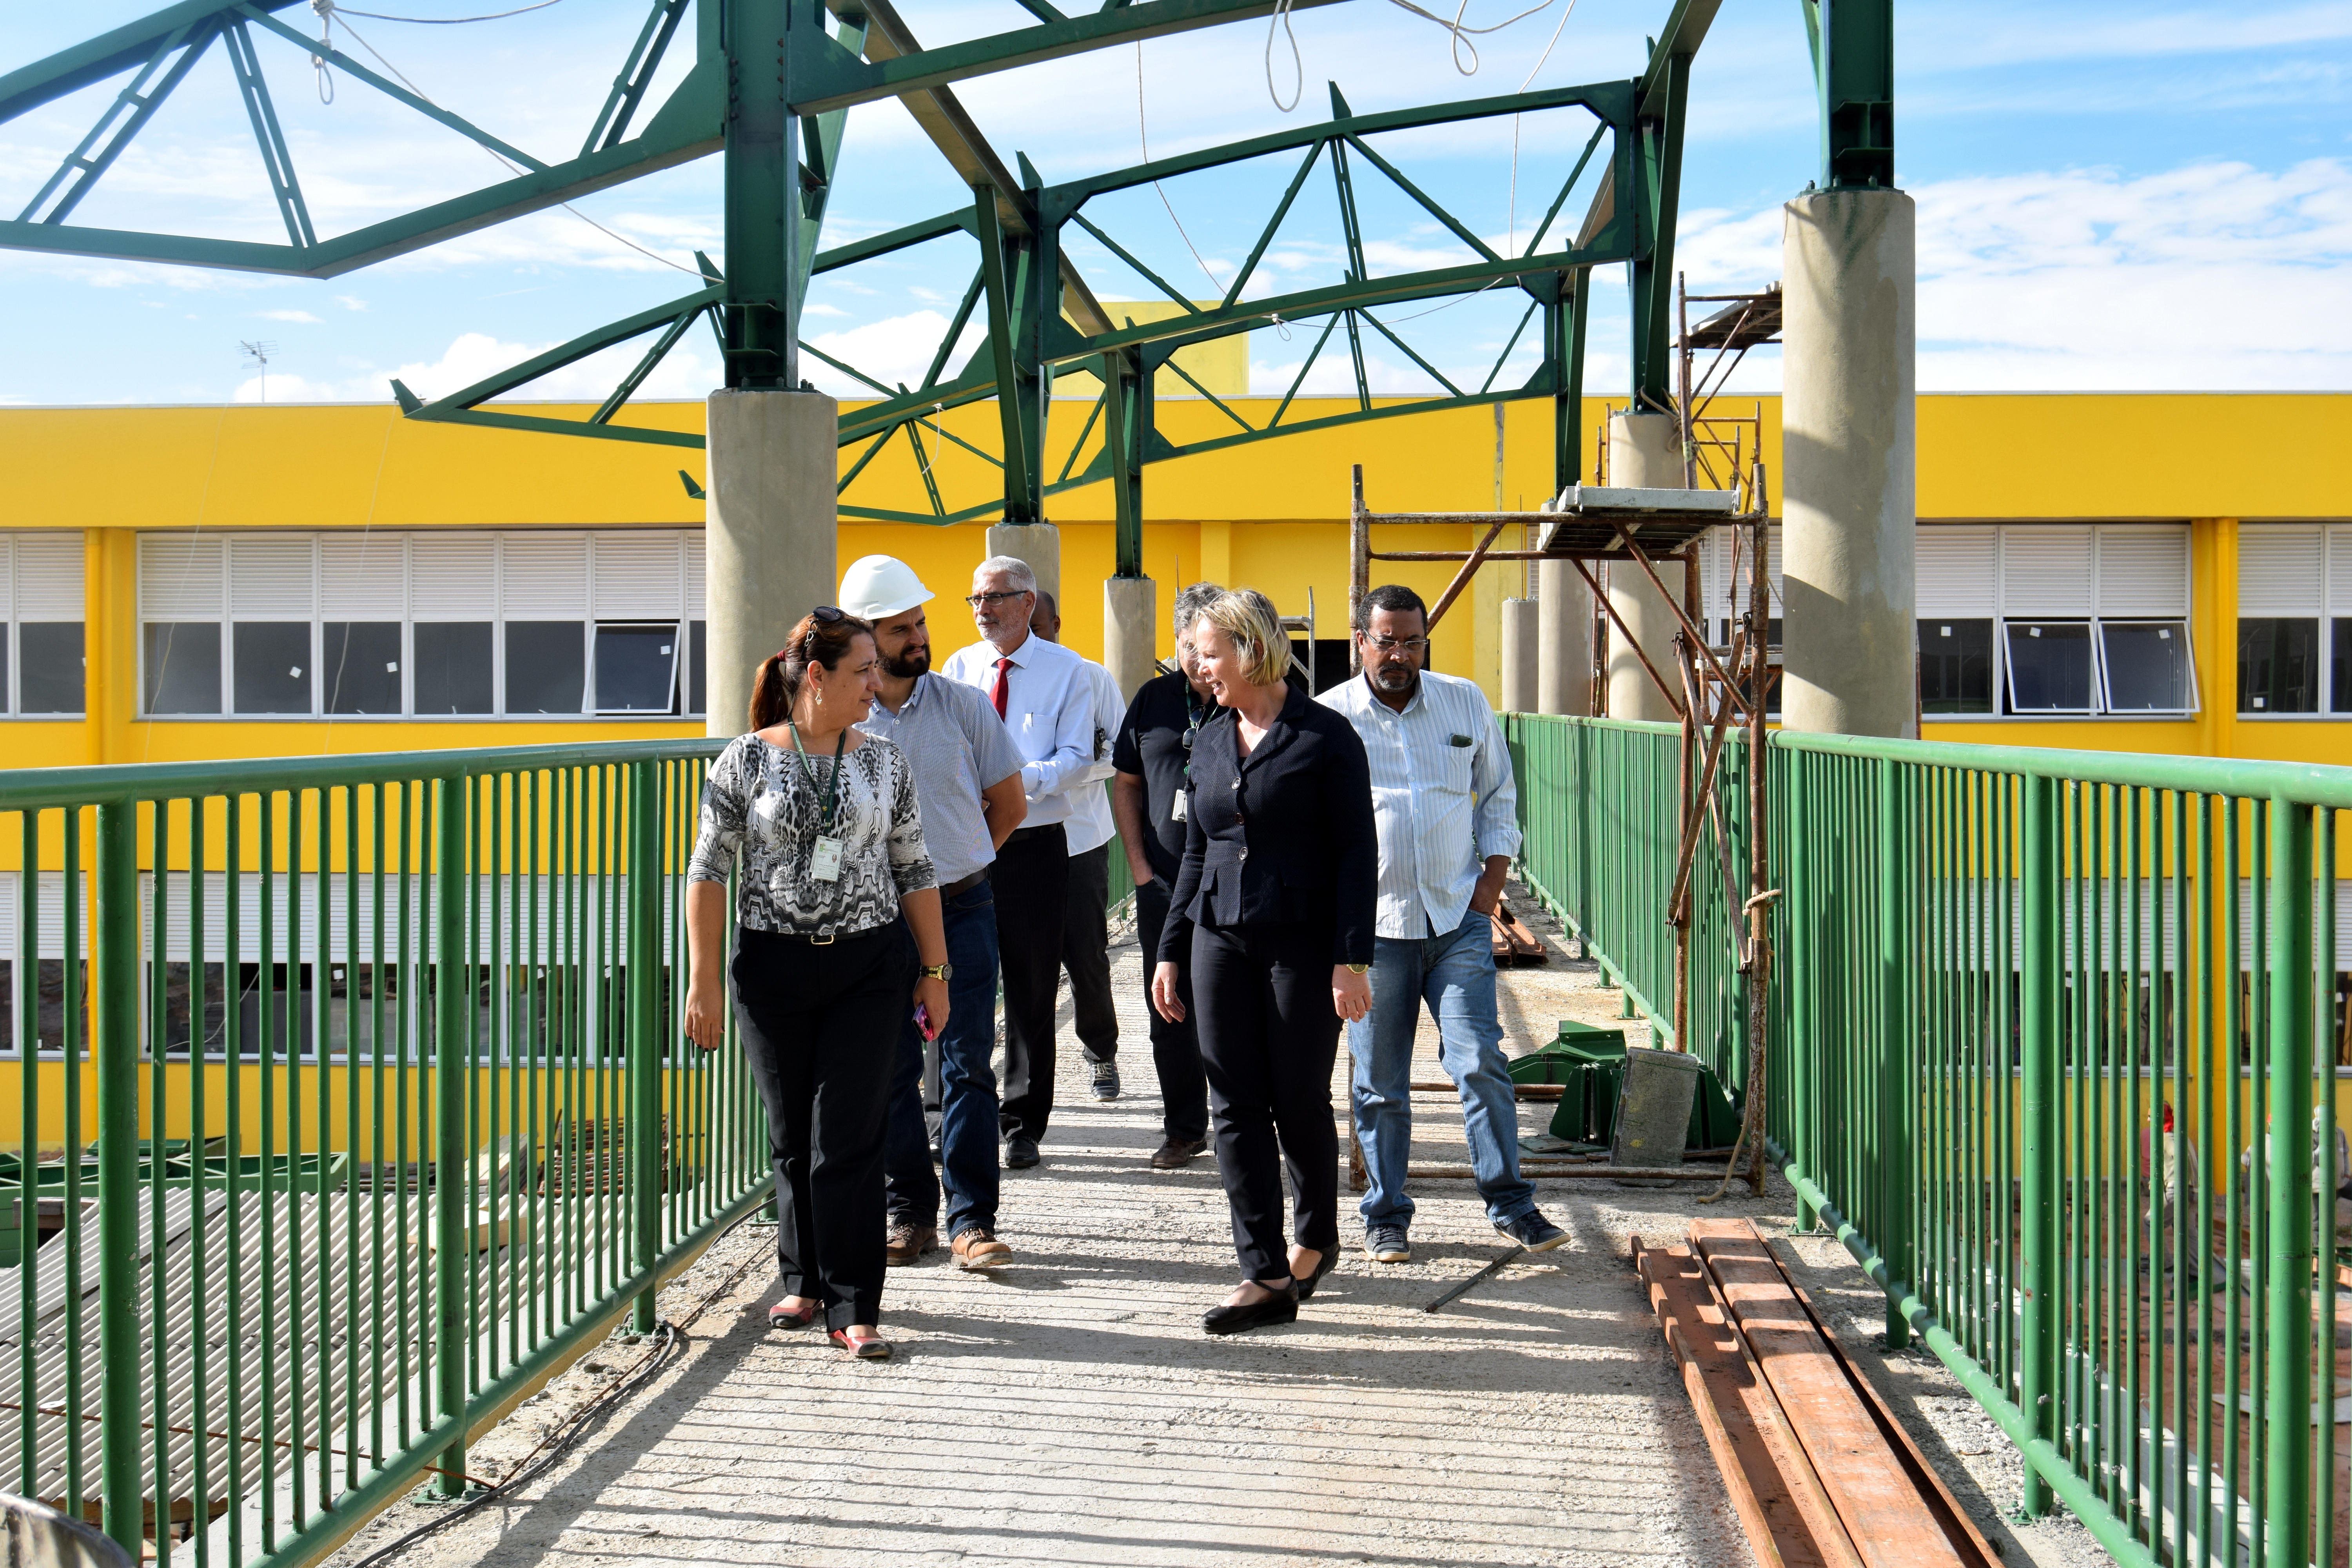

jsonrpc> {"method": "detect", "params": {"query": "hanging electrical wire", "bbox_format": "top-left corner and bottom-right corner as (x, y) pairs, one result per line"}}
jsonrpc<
(315, 0), (566, 23)
(1136, 43), (1226, 300)
(1506, 0), (1577, 254)
(314, 5), (714, 281)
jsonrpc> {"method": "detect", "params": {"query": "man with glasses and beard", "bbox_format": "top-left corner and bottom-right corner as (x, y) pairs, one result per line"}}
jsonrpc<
(942, 556), (1107, 1170)
(1319, 584), (1567, 1264)
(842, 555), (1027, 1272)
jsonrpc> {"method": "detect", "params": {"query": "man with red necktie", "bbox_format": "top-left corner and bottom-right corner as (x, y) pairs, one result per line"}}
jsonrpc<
(941, 556), (1106, 1169)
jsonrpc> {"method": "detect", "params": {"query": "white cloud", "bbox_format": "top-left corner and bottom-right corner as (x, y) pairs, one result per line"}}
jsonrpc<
(806, 311), (987, 397)
(335, 296), (369, 311)
(256, 309), (323, 323)
(803, 302), (849, 317)
(228, 329), (722, 405)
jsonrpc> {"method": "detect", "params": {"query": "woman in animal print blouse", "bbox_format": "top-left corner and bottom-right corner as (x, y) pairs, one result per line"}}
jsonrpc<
(683, 608), (950, 1361)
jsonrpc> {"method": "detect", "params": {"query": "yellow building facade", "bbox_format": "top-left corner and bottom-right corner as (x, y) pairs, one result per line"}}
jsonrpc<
(0, 391), (2348, 771)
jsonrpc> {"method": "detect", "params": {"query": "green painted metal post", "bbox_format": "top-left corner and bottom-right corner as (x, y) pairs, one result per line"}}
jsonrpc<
(94, 799), (142, 1554)
(1788, 752), (1816, 1231)
(2263, 793), (2313, 1567)
(2017, 771), (2058, 1520)
(719, 0), (801, 389)
(1875, 759), (1911, 1350)
(1802, 0), (1895, 190)
(627, 762), (663, 1335)
(431, 775), (469, 1497)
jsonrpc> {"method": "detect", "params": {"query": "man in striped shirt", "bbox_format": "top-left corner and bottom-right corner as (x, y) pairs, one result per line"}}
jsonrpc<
(1320, 584), (1567, 1263)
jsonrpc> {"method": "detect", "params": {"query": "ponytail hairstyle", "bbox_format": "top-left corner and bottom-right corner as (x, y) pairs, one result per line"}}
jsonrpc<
(747, 606), (874, 731)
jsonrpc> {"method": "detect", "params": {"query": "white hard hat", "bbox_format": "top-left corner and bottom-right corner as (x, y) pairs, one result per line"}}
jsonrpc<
(837, 555), (933, 620)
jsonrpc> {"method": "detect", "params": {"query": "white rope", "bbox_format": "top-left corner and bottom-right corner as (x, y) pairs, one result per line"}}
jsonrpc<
(1384, 0), (1557, 78)
(1264, 0), (1303, 113)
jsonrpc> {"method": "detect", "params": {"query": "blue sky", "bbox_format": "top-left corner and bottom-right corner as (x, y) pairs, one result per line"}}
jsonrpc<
(1, 0), (2347, 408)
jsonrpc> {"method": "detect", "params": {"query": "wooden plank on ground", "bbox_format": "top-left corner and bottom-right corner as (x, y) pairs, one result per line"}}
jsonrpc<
(1690, 1219), (1983, 1568)
(1634, 1236), (1846, 1568)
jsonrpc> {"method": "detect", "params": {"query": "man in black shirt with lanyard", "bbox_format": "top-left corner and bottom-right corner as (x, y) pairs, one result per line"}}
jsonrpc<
(1111, 581), (1225, 1169)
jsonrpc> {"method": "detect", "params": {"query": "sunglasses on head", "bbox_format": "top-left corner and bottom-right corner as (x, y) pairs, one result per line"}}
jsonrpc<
(774, 606), (849, 664)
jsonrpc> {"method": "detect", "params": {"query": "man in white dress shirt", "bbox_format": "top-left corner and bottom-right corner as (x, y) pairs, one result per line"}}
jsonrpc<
(942, 557), (1108, 1168)
(1320, 583), (1567, 1263)
(1027, 590), (1127, 1103)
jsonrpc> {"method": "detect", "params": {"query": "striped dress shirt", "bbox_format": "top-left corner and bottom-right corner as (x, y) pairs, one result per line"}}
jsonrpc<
(1319, 670), (1522, 940)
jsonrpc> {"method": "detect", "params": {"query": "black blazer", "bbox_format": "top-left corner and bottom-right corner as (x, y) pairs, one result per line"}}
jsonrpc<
(1157, 684), (1377, 966)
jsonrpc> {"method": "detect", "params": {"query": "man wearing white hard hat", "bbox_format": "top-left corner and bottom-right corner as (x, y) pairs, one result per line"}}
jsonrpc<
(843, 554), (1026, 1272)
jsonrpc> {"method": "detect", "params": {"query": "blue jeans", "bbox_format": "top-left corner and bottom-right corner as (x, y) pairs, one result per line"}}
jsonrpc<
(884, 880), (1001, 1238)
(1348, 910), (1535, 1230)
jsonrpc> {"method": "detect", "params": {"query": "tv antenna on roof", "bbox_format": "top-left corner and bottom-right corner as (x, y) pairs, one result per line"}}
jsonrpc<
(240, 339), (278, 402)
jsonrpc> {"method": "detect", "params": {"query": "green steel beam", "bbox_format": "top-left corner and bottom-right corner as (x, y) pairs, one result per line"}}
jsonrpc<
(396, 283), (724, 422)
(1802, 0), (1893, 189)
(0, 0), (301, 121)
(721, 0), (802, 388)
(972, 184), (1037, 523)
(16, 20), (216, 227)
(583, 0), (693, 157)
(94, 802), (141, 1554)
(786, 0), (1355, 114)
(1629, 46), (1689, 410)
(223, 19), (315, 250)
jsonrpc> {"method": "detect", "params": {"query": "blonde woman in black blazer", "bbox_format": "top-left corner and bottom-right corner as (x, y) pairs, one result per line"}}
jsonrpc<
(1149, 588), (1377, 1335)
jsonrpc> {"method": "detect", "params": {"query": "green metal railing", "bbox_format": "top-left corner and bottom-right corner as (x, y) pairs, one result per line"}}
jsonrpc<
(1506, 712), (2350, 1568)
(0, 740), (774, 1568)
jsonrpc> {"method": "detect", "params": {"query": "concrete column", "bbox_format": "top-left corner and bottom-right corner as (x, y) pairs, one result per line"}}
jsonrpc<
(986, 522), (1060, 607)
(1780, 188), (1917, 739)
(704, 388), (838, 739)
(1604, 411), (1686, 722)
(1535, 559), (1592, 715)
(1103, 576), (1157, 701)
(1499, 599), (1538, 713)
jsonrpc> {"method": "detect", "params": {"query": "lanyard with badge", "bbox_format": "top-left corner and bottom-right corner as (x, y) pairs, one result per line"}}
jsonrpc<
(1171, 684), (1205, 823)
(786, 722), (848, 882)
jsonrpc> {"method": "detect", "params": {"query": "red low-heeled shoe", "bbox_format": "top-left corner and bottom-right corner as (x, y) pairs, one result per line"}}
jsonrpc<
(768, 1300), (818, 1330)
(829, 1327), (893, 1360)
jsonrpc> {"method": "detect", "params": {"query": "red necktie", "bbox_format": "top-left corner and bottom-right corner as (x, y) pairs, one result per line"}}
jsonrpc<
(991, 657), (1013, 719)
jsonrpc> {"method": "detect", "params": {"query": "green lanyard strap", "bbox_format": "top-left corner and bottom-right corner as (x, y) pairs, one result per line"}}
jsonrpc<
(784, 723), (847, 834)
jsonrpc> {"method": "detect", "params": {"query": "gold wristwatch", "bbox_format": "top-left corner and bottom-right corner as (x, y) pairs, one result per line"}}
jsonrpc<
(920, 962), (953, 981)
(1345, 963), (1368, 974)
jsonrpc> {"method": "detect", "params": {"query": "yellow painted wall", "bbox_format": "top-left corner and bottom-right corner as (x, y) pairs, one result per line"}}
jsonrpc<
(5, 393), (2351, 777)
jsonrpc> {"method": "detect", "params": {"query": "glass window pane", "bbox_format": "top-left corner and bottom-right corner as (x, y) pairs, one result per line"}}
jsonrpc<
(233, 622), (313, 715)
(688, 619), (706, 715)
(1918, 619), (1994, 715)
(505, 621), (585, 715)
(18, 623), (83, 715)
(0, 626), (9, 715)
(593, 622), (679, 713)
(2334, 620), (2352, 714)
(413, 622), (493, 715)
(324, 622), (403, 715)
(2002, 621), (2094, 712)
(143, 622), (221, 715)
(2236, 617), (2316, 714)
(2099, 621), (2194, 712)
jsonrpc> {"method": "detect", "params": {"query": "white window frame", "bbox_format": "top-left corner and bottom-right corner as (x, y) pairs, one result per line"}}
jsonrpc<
(1, 531), (89, 720)
(137, 530), (705, 721)
(2234, 524), (2352, 720)
(2093, 618), (2199, 715)
(1919, 522), (2196, 722)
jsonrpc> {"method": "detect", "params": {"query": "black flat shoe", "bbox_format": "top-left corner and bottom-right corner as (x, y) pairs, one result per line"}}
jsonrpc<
(1203, 1282), (1299, 1336)
(1294, 1247), (1341, 1301)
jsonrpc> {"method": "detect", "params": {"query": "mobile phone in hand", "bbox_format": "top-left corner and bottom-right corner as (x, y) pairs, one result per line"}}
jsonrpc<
(914, 1004), (938, 1042)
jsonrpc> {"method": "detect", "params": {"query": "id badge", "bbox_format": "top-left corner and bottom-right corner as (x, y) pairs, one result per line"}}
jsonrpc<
(1170, 790), (1187, 823)
(809, 835), (845, 883)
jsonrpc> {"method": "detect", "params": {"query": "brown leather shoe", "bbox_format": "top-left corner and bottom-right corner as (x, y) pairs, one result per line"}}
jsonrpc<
(1151, 1136), (1209, 1170)
(885, 1221), (937, 1266)
(951, 1227), (1011, 1270)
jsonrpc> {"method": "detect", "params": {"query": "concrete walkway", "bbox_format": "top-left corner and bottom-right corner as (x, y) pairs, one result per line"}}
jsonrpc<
(326, 895), (2106, 1568)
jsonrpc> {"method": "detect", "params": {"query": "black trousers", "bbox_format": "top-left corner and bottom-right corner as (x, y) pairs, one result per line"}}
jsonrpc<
(1190, 920), (1342, 1281)
(992, 825), (1068, 1142)
(731, 922), (914, 1332)
(1062, 842), (1119, 1063)
(1134, 877), (1209, 1143)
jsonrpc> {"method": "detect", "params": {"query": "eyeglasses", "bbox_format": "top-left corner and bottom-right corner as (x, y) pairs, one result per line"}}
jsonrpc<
(965, 589), (1029, 607)
(1365, 635), (1429, 654)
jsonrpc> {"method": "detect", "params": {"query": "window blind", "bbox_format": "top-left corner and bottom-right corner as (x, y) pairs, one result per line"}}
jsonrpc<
(1916, 526), (1996, 617)
(1997, 526), (2094, 619)
(409, 535), (496, 614)
(2094, 526), (2188, 618)
(140, 535), (226, 617)
(12, 535), (83, 619)
(2237, 526), (2322, 617)
(229, 535), (317, 617)
(592, 532), (685, 617)
(321, 535), (408, 617)
(501, 533), (589, 614)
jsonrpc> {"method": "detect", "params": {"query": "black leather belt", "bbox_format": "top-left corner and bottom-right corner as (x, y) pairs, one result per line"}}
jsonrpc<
(941, 868), (989, 896)
(1003, 824), (1064, 845)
